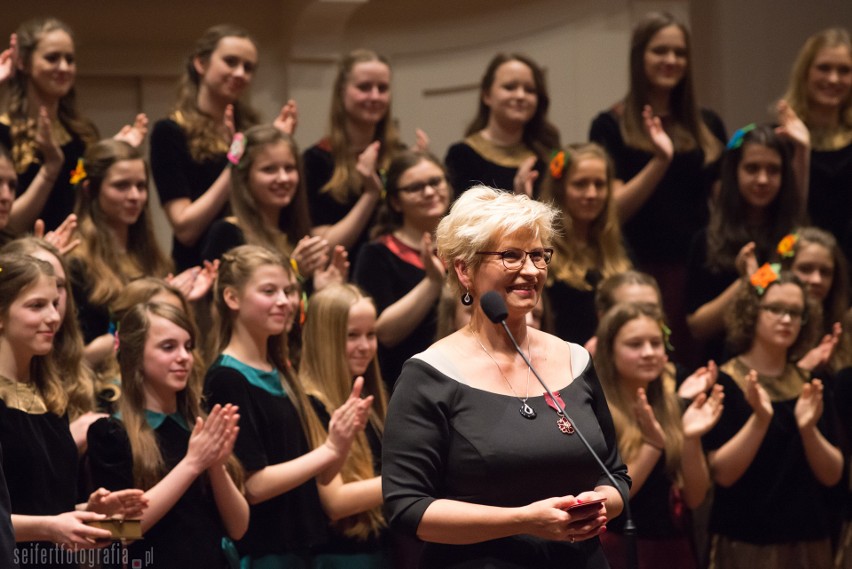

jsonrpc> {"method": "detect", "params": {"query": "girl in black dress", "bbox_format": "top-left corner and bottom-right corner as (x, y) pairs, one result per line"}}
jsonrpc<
(445, 53), (560, 198)
(87, 302), (248, 569)
(300, 284), (392, 568)
(594, 302), (723, 569)
(0, 253), (145, 568)
(205, 245), (373, 567)
(540, 143), (631, 345)
(150, 24), (297, 271)
(0, 18), (146, 234)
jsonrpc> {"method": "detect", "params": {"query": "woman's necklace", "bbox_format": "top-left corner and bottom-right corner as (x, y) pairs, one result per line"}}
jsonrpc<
(473, 331), (536, 419)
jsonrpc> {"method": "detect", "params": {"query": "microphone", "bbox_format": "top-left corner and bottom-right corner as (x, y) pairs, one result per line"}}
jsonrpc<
(480, 291), (637, 566)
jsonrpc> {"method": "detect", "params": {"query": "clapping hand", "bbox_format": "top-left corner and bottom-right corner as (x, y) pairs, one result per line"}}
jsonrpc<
(313, 245), (350, 291)
(292, 235), (330, 279)
(633, 387), (665, 450)
(34, 213), (80, 255)
(274, 99), (298, 135)
(775, 100), (810, 150)
(513, 156), (538, 198)
(325, 377), (374, 458)
(114, 114), (149, 148)
(642, 105), (674, 161)
(0, 34), (17, 85)
(356, 141), (383, 196)
(798, 322), (841, 372)
(678, 360), (718, 400)
(682, 384), (724, 439)
(86, 488), (149, 519)
(744, 369), (773, 423)
(795, 379), (825, 430)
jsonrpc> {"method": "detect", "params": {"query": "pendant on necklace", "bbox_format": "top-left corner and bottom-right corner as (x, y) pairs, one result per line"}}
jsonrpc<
(556, 414), (575, 434)
(544, 391), (574, 435)
(519, 402), (537, 420)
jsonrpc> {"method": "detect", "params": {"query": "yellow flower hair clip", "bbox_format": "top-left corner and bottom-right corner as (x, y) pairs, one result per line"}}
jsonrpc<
(776, 233), (798, 258)
(69, 158), (87, 185)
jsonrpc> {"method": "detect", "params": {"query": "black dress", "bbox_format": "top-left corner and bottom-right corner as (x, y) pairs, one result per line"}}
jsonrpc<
(382, 344), (630, 569)
(204, 355), (328, 561)
(0, 119), (86, 232)
(0, 379), (78, 569)
(150, 118), (229, 272)
(201, 219), (246, 262)
(86, 413), (232, 569)
(545, 271), (601, 345)
(353, 236), (438, 392)
(444, 133), (545, 198)
(0, 444), (16, 568)
(808, 142), (852, 253)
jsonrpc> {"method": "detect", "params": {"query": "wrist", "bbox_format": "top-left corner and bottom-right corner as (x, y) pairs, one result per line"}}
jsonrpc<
(642, 438), (664, 452)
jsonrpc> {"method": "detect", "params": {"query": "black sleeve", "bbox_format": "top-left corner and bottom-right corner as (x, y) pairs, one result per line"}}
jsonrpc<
(444, 142), (471, 195)
(87, 417), (135, 491)
(204, 367), (270, 472)
(151, 119), (203, 206)
(302, 144), (336, 226)
(589, 111), (630, 182)
(200, 220), (245, 262)
(68, 257), (111, 344)
(701, 108), (728, 145)
(685, 230), (711, 315)
(381, 359), (456, 536)
(352, 243), (399, 313)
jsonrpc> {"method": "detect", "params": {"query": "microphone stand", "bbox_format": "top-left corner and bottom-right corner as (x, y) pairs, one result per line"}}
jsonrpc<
(496, 318), (638, 569)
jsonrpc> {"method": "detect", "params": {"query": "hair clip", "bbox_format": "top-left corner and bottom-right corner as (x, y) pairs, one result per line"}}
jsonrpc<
(69, 158), (87, 185)
(776, 232), (798, 258)
(227, 133), (247, 167)
(549, 150), (567, 180)
(750, 262), (780, 295)
(659, 320), (674, 352)
(726, 123), (757, 150)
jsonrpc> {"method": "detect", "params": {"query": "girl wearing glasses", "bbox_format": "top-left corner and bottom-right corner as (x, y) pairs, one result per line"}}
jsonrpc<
(686, 125), (802, 365)
(383, 186), (628, 569)
(353, 150), (450, 391)
(539, 142), (631, 345)
(702, 269), (841, 568)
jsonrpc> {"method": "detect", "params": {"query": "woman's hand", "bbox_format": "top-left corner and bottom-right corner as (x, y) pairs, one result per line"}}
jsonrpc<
(682, 384), (725, 439)
(223, 104), (236, 139)
(798, 322), (841, 372)
(420, 233), (445, 284)
(356, 141), (383, 196)
(273, 99), (298, 135)
(313, 245), (350, 292)
(47, 511), (112, 549)
(512, 156), (538, 198)
(86, 488), (149, 519)
(642, 105), (674, 161)
(678, 360), (718, 400)
(744, 369), (773, 423)
(291, 235), (330, 279)
(325, 377), (374, 458)
(520, 493), (607, 543)
(188, 259), (220, 301)
(114, 113), (149, 148)
(210, 404), (240, 468)
(632, 387), (665, 449)
(34, 213), (80, 255)
(36, 106), (64, 170)
(795, 379), (825, 430)
(775, 100), (811, 150)
(0, 34), (16, 85)
(412, 128), (430, 153)
(734, 241), (758, 277)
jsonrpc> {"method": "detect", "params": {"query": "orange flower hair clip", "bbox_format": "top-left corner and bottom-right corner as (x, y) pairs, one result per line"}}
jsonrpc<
(69, 158), (87, 185)
(750, 262), (780, 296)
(549, 150), (567, 179)
(776, 233), (798, 258)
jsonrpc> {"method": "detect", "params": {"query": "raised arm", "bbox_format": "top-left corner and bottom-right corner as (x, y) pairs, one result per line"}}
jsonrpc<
(795, 379), (842, 486)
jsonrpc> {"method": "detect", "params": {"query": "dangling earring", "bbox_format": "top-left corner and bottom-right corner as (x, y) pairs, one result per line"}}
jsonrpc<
(461, 290), (473, 306)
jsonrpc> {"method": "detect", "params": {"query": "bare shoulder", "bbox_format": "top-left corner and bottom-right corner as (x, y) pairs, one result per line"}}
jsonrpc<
(532, 329), (590, 380)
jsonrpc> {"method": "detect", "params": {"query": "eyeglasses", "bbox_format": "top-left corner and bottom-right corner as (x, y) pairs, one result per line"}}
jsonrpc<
(398, 176), (446, 195)
(476, 248), (554, 270)
(760, 303), (806, 322)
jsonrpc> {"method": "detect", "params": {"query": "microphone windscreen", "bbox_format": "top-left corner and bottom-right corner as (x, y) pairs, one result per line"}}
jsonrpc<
(480, 291), (508, 323)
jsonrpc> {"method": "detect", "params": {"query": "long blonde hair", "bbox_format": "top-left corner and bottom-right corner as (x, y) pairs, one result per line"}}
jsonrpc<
(172, 24), (260, 162)
(540, 143), (631, 290)
(70, 139), (172, 308)
(117, 302), (243, 490)
(300, 284), (388, 540)
(0, 253), (68, 416)
(322, 49), (400, 204)
(594, 302), (683, 479)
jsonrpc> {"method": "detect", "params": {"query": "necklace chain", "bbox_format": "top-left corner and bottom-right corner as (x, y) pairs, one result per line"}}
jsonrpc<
(473, 330), (536, 419)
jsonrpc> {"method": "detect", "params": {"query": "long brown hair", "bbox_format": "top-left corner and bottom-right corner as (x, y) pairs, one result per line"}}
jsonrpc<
(230, 125), (312, 253)
(322, 49), (401, 204)
(300, 284), (388, 539)
(594, 302), (683, 479)
(0, 253), (67, 416)
(540, 143), (630, 289)
(70, 139), (172, 307)
(465, 53), (560, 160)
(117, 302), (243, 490)
(0, 238), (93, 419)
(3, 17), (98, 174)
(620, 12), (721, 163)
(172, 24), (260, 162)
